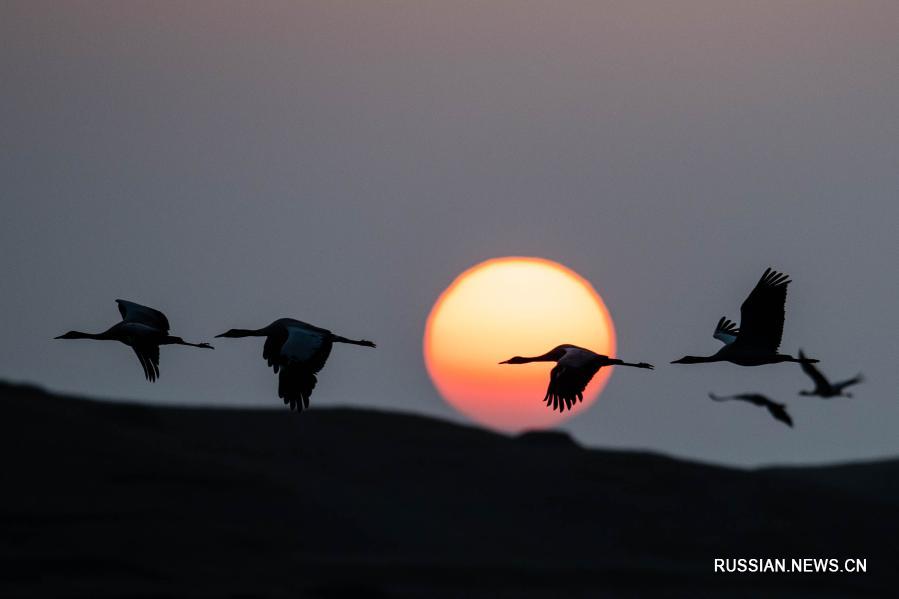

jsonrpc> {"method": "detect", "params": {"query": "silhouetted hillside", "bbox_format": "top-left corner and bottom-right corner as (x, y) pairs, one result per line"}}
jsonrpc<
(0, 381), (895, 597)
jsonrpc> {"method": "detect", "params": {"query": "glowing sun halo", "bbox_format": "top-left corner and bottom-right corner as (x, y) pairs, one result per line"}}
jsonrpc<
(424, 257), (617, 432)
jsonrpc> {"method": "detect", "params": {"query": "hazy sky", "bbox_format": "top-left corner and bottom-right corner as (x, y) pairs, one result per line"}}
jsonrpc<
(2, 1), (897, 466)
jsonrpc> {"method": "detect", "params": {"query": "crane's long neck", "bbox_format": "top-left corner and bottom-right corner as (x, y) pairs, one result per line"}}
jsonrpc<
(222, 327), (269, 338)
(501, 349), (563, 364)
(673, 355), (720, 364)
(55, 330), (108, 341)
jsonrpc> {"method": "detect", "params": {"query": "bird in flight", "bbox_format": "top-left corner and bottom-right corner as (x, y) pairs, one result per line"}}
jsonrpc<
(798, 350), (863, 398)
(671, 268), (819, 367)
(709, 393), (794, 428)
(215, 318), (375, 411)
(55, 299), (213, 381)
(500, 345), (653, 412)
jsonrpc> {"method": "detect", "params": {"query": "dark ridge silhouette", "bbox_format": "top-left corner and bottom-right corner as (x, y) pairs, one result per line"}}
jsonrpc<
(215, 318), (375, 411)
(54, 299), (213, 381)
(500, 345), (653, 412)
(515, 429), (581, 449)
(672, 268), (819, 367)
(798, 349), (864, 398)
(709, 392), (794, 427)
(1, 381), (896, 597)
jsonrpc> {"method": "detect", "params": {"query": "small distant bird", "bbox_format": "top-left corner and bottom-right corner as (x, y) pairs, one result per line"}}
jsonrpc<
(798, 350), (863, 398)
(55, 299), (213, 382)
(215, 319), (375, 411)
(500, 345), (653, 412)
(709, 393), (794, 428)
(671, 268), (819, 367)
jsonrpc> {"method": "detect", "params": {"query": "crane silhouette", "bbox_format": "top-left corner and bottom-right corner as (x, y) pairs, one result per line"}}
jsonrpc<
(798, 350), (863, 398)
(709, 393), (794, 428)
(672, 268), (819, 367)
(215, 318), (375, 411)
(54, 299), (213, 382)
(500, 345), (653, 412)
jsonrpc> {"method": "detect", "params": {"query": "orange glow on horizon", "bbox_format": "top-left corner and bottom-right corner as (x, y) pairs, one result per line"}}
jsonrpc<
(424, 257), (616, 432)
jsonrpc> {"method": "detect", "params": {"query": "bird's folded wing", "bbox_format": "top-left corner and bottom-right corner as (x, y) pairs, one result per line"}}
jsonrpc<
(116, 299), (171, 332)
(737, 268), (790, 353)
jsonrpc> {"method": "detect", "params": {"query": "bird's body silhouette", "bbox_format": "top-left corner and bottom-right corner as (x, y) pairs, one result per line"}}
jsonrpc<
(709, 393), (794, 427)
(215, 318), (375, 411)
(798, 350), (863, 398)
(55, 299), (213, 381)
(672, 268), (819, 367)
(500, 345), (653, 412)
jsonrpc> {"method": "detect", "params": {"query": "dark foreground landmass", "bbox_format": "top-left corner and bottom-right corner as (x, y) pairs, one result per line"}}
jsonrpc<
(0, 382), (896, 598)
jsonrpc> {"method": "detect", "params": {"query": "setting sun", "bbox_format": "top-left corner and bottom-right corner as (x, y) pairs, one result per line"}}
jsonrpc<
(424, 257), (616, 432)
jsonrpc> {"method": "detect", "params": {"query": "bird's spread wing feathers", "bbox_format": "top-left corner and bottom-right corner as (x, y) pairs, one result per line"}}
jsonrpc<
(736, 268), (790, 353)
(712, 317), (740, 345)
(116, 299), (170, 332)
(263, 327), (289, 373)
(544, 350), (601, 413)
(278, 364), (317, 412)
(131, 344), (160, 382)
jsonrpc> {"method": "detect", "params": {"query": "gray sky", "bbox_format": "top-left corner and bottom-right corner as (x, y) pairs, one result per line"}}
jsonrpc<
(2, 1), (897, 466)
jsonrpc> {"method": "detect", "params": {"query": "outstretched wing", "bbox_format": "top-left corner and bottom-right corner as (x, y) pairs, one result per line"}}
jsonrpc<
(735, 268), (790, 353)
(116, 299), (170, 332)
(273, 325), (334, 411)
(834, 374), (863, 392)
(131, 344), (160, 382)
(765, 402), (794, 427)
(282, 326), (333, 374)
(263, 327), (289, 373)
(798, 349), (829, 390)
(278, 364), (318, 411)
(544, 351), (601, 412)
(712, 317), (740, 345)
(712, 393), (793, 427)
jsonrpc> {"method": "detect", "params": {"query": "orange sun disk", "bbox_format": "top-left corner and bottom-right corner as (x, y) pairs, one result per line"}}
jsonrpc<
(424, 257), (616, 432)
